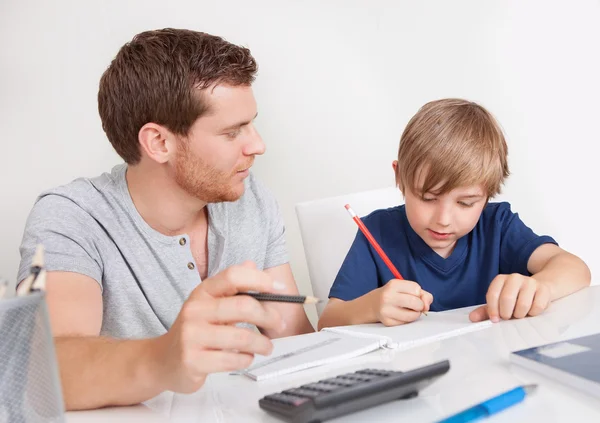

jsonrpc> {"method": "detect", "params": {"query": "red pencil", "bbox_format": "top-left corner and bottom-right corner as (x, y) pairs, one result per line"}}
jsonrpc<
(344, 204), (427, 315)
(344, 204), (403, 280)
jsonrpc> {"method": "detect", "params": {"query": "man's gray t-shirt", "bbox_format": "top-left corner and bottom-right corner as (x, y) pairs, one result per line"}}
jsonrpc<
(17, 164), (289, 339)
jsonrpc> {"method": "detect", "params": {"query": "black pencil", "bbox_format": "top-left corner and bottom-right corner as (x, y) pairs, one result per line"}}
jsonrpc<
(237, 292), (321, 304)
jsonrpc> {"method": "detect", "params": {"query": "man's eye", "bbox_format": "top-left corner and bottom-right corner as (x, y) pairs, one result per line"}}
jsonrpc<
(226, 130), (241, 139)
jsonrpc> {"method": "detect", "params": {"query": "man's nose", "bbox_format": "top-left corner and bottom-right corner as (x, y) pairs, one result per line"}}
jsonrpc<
(243, 123), (265, 156)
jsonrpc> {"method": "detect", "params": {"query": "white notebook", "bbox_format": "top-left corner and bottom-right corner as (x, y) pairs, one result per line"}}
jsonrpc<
(241, 307), (492, 381)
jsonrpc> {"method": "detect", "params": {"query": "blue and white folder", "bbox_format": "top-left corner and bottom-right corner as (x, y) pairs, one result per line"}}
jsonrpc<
(510, 332), (600, 398)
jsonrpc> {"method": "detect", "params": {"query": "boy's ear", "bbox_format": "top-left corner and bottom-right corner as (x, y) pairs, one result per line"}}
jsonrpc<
(392, 160), (402, 189)
(392, 161), (406, 198)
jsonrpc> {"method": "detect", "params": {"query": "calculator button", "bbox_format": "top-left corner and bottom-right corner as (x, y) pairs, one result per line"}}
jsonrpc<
(300, 383), (342, 392)
(265, 393), (310, 407)
(283, 388), (321, 399)
(339, 374), (376, 382)
(321, 377), (360, 387)
(357, 369), (396, 377)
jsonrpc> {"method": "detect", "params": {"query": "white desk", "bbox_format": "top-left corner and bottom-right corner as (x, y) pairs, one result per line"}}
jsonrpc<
(67, 286), (600, 422)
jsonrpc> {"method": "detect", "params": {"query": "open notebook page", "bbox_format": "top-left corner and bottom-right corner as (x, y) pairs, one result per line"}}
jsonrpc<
(323, 306), (492, 349)
(241, 330), (385, 381)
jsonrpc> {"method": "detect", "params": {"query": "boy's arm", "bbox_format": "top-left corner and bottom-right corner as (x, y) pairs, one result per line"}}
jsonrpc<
(470, 244), (591, 322)
(318, 296), (379, 329)
(318, 281), (432, 330)
(527, 243), (591, 300)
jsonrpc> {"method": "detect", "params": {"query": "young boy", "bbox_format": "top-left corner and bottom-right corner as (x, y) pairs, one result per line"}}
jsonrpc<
(318, 98), (591, 329)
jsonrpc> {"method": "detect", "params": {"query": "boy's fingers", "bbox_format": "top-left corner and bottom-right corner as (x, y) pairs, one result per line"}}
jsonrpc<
(528, 286), (551, 316)
(498, 276), (523, 320)
(469, 305), (489, 322)
(513, 280), (537, 318)
(390, 280), (422, 296)
(421, 290), (434, 312)
(389, 292), (424, 312)
(382, 305), (421, 324)
(486, 275), (507, 323)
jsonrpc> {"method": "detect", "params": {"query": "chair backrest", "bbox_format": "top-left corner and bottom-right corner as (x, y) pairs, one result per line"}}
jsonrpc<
(295, 186), (402, 316)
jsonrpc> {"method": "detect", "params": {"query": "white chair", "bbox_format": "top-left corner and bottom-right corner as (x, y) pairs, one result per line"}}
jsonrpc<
(295, 186), (402, 316)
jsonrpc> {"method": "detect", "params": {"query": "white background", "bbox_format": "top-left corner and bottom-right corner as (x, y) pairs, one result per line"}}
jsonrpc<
(1, 0), (598, 324)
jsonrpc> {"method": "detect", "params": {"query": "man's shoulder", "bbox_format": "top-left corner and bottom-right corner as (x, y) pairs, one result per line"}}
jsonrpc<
(30, 164), (126, 221)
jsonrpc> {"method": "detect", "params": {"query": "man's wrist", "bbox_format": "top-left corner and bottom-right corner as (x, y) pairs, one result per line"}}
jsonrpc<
(137, 335), (171, 395)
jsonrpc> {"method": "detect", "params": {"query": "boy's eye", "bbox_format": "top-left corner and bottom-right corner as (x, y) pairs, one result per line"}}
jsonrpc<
(458, 201), (475, 207)
(422, 197), (436, 202)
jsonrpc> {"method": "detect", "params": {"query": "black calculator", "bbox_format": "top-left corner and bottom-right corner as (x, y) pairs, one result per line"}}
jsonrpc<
(259, 360), (450, 423)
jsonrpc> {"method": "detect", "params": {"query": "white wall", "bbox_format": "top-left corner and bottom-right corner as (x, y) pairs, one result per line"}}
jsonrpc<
(1, 0), (599, 324)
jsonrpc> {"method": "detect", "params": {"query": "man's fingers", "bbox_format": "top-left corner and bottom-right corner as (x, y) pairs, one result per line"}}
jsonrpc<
(196, 350), (256, 373)
(193, 263), (285, 299)
(486, 275), (507, 322)
(189, 324), (273, 356)
(469, 305), (489, 322)
(189, 295), (285, 332)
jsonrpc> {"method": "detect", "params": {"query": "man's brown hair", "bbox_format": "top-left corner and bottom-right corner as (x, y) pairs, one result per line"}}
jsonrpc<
(396, 98), (509, 198)
(98, 28), (258, 164)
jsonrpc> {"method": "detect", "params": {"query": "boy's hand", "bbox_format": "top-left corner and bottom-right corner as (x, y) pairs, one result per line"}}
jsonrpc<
(370, 279), (433, 326)
(469, 274), (551, 323)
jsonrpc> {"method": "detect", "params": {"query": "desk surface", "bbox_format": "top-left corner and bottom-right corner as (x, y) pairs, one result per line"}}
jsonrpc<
(67, 286), (600, 422)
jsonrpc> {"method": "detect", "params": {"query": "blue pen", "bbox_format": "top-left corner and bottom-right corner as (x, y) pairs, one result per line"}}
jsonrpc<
(437, 384), (537, 423)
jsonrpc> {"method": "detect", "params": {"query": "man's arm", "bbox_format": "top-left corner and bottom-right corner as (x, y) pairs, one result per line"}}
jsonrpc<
(263, 264), (314, 337)
(43, 272), (167, 410)
(43, 264), (286, 411)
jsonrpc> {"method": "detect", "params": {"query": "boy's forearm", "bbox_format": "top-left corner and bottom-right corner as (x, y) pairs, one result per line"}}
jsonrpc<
(318, 292), (379, 330)
(55, 335), (168, 410)
(533, 252), (591, 301)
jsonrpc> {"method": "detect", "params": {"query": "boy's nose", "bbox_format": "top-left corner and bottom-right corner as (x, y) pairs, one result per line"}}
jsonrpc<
(434, 205), (452, 227)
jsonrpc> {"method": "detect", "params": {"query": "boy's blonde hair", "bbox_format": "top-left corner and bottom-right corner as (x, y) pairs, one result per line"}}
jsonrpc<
(396, 98), (509, 198)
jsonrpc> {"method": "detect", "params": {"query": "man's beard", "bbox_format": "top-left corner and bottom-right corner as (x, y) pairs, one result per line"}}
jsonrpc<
(174, 141), (246, 203)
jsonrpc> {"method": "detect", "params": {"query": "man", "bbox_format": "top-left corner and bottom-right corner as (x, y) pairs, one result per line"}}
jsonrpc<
(17, 28), (314, 411)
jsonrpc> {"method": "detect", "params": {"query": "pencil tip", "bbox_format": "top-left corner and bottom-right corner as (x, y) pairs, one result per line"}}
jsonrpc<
(523, 384), (538, 395)
(304, 296), (321, 304)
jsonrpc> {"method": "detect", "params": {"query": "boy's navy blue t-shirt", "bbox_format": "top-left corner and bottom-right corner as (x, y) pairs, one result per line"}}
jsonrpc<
(329, 202), (557, 311)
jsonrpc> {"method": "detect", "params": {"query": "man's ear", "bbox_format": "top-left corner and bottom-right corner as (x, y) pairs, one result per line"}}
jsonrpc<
(138, 123), (177, 164)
